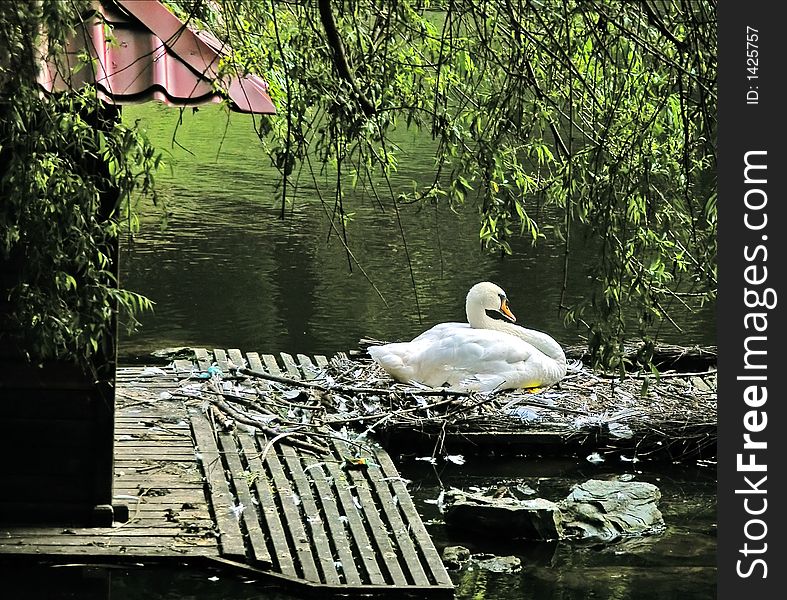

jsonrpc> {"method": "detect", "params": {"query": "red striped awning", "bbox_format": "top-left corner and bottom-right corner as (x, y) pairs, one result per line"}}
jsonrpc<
(39, 0), (276, 115)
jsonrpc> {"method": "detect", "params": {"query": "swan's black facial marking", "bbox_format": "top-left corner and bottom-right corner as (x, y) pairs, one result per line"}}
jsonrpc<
(486, 309), (510, 322)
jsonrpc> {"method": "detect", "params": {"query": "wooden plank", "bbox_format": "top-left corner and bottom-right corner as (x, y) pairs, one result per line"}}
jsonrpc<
(374, 450), (453, 586)
(301, 455), (363, 586)
(246, 352), (265, 372)
(173, 358), (194, 375)
(227, 349), (246, 370)
(0, 544), (219, 557)
(217, 432), (273, 568)
(213, 349), (230, 373)
(246, 352), (270, 391)
(113, 447), (195, 457)
(280, 444), (341, 585)
(237, 433), (297, 578)
(296, 354), (320, 380)
(0, 527), (214, 537)
(190, 413), (247, 561)
(331, 442), (408, 585)
(279, 353), (302, 380)
(323, 460), (387, 585)
(356, 446), (430, 585)
(261, 354), (284, 377)
(113, 478), (204, 489)
(114, 439), (194, 448)
(193, 348), (212, 372)
(313, 355), (330, 370)
(116, 489), (205, 502)
(0, 533), (217, 547)
(264, 449), (320, 582)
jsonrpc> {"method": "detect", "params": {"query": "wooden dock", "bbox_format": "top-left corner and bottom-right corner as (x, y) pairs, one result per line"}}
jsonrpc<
(0, 349), (454, 598)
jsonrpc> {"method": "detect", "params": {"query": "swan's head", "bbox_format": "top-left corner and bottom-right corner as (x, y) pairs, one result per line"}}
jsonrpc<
(466, 281), (516, 323)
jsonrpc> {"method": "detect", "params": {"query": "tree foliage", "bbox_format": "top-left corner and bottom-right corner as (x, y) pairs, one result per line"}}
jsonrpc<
(185, 0), (716, 369)
(0, 1), (158, 365)
(1, 0), (717, 371)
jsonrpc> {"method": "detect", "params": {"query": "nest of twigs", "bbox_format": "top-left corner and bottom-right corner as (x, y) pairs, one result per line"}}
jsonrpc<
(177, 345), (716, 463)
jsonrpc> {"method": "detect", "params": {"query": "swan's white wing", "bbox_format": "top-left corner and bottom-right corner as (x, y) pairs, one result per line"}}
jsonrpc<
(369, 323), (562, 391)
(410, 322), (468, 342)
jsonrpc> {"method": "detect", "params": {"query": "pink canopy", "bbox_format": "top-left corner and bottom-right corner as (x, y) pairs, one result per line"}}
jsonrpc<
(39, 0), (276, 115)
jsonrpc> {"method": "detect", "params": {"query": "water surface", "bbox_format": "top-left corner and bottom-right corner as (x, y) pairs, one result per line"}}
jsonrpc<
(118, 104), (715, 360)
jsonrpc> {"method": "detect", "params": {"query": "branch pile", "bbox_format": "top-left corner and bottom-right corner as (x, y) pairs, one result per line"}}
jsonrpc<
(171, 349), (716, 462)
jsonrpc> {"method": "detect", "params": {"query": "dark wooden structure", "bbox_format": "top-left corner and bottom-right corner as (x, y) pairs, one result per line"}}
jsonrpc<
(0, 350), (454, 598)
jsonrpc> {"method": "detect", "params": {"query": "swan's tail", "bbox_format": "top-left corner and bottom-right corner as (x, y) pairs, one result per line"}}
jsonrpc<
(368, 344), (417, 384)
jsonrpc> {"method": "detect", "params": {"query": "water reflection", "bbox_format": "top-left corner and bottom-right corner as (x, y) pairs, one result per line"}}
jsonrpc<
(118, 104), (715, 360)
(1, 561), (304, 600)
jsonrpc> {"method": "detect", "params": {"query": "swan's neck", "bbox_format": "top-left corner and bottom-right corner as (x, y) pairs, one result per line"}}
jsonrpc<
(467, 304), (567, 364)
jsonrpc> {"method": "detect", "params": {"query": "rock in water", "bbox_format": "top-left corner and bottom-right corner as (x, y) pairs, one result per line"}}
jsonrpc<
(472, 554), (522, 573)
(441, 545), (471, 570)
(441, 488), (563, 541)
(558, 479), (665, 542)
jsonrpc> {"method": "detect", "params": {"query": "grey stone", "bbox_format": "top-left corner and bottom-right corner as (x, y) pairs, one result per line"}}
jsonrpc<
(442, 488), (563, 541)
(441, 545), (471, 570)
(472, 554), (522, 573)
(558, 479), (665, 542)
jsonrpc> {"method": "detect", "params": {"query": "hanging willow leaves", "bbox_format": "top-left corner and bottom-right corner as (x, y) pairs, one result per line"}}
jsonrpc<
(1, 1), (159, 365)
(171, 0), (715, 369)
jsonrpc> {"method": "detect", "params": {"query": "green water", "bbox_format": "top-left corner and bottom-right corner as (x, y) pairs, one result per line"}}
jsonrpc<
(118, 103), (715, 360)
(109, 103), (716, 600)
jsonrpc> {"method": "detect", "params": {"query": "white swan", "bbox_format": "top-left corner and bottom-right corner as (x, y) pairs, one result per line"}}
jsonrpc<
(368, 282), (567, 392)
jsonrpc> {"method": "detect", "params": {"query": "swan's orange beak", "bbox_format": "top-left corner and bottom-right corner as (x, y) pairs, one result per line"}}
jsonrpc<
(499, 299), (516, 322)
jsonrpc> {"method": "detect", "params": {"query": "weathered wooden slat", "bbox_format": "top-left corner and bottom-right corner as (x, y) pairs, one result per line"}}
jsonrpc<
(112, 492), (205, 503)
(261, 354), (284, 377)
(357, 447), (430, 585)
(115, 432), (192, 441)
(279, 353), (302, 380)
(213, 349), (230, 373)
(264, 449), (320, 582)
(323, 460), (387, 585)
(1, 527), (215, 538)
(245, 352), (265, 372)
(301, 455), (363, 586)
(190, 413), (247, 561)
(331, 442), (408, 585)
(114, 477), (202, 491)
(313, 355), (330, 370)
(0, 544), (219, 557)
(280, 444), (341, 585)
(114, 447), (195, 457)
(115, 424), (192, 435)
(113, 477), (204, 489)
(171, 359), (194, 375)
(227, 348), (246, 370)
(237, 433), (297, 578)
(218, 432), (273, 568)
(245, 352), (270, 391)
(374, 450), (453, 586)
(296, 354), (320, 380)
(114, 438), (194, 447)
(193, 348), (212, 372)
(115, 414), (190, 424)
(0, 537), (217, 551)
